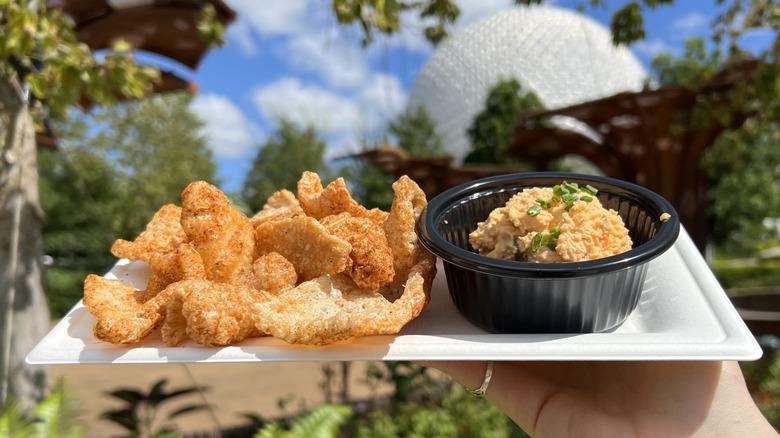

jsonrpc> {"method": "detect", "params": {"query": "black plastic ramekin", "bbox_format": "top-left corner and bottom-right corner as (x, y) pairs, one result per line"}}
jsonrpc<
(416, 172), (681, 334)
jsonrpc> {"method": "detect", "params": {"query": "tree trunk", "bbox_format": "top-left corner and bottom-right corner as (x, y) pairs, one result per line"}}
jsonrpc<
(0, 72), (49, 410)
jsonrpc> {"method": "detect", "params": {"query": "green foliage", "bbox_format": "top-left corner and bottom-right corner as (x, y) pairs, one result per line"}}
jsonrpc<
(0, 399), (38, 438)
(377, 361), (433, 403)
(44, 268), (91, 318)
(38, 145), (120, 316)
(0, 0), (226, 123)
(701, 124), (780, 249)
(741, 346), (780, 429)
(254, 404), (352, 438)
(649, 38), (780, 251)
(81, 93), (219, 239)
(341, 162), (396, 211)
(332, 0), (460, 45)
(101, 378), (208, 438)
(388, 106), (445, 157)
(241, 119), (329, 213)
(330, 0), (682, 47)
(712, 259), (780, 289)
(0, 0), (158, 122)
(0, 379), (85, 438)
(38, 93), (218, 316)
(47, 93), (217, 238)
(351, 386), (528, 438)
(651, 38), (723, 89)
(713, 0), (780, 62)
(37, 147), (118, 257)
(464, 77), (543, 165)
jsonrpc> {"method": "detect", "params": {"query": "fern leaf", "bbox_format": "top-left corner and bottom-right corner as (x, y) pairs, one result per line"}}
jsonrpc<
(32, 380), (85, 438)
(288, 404), (352, 438)
(0, 397), (37, 438)
(254, 421), (286, 438)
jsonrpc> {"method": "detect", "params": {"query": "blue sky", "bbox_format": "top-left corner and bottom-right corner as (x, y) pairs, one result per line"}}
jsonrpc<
(185, 1), (728, 193)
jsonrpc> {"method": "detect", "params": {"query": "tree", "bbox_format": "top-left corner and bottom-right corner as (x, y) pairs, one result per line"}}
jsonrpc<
(38, 93), (218, 317)
(649, 38), (780, 251)
(464, 77), (544, 165)
(241, 119), (329, 213)
(0, 0), (225, 409)
(331, 0), (677, 47)
(81, 93), (219, 239)
(37, 147), (118, 318)
(702, 124), (780, 250)
(388, 106), (444, 157)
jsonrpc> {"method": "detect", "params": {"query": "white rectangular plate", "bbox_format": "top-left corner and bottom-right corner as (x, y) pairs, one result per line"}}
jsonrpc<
(27, 228), (761, 364)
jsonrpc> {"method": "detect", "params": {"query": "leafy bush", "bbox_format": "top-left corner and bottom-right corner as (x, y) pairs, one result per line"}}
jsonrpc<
(0, 379), (85, 438)
(348, 386), (529, 438)
(711, 259), (780, 289)
(44, 267), (90, 318)
(741, 347), (780, 429)
(101, 378), (208, 437)
(254, 404), (351, 438)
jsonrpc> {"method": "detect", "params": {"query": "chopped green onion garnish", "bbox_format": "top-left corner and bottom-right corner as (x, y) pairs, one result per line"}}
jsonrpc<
(582, 185), (598, 196)
(537, 199), (551, 208)
(527, 205), (542, 216)
(531, 233), (543, 252)
(563, 181), (579, 193)
(580, 195), (593, 203)
(513, 236), (524, 261)
(549, 227), (561, 238)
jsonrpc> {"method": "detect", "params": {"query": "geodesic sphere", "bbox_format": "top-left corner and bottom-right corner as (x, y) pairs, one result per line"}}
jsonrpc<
(407, 6), (646, 161)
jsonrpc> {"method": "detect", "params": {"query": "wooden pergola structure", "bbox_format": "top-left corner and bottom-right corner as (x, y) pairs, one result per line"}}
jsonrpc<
(352, 145), (523, 198)
(506, 61), (759, 253)
(38, 0), (236, 147)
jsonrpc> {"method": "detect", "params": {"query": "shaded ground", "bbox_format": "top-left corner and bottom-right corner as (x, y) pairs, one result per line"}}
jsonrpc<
(50, 361), (392, 437)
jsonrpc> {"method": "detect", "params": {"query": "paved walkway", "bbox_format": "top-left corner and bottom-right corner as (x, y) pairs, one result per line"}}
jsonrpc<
(50, 361), (392, 437)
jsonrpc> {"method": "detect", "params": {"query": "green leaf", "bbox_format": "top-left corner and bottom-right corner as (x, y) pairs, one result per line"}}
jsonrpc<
(106, 388), (146, 405)
(611, 2), (646, 45)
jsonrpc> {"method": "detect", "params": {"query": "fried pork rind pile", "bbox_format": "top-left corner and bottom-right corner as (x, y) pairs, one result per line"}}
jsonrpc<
(82, 172), (436, 346)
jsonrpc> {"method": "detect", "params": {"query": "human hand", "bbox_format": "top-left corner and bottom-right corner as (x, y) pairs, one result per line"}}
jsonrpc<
(422, 360), (777, 437)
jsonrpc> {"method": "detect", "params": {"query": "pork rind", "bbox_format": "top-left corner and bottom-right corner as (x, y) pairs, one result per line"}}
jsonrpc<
(83, 274), (171, 344)
(252, 252), (297, 295)
(83, 172), (436, 347)
(252, 173), (437, 345)
(249, 189), (303, 227)
(162, 278), (270, 346)
(253, 253), (435, 345)
(384, 175), (429, 273)
(254, 215), (351, 281)
(321, 213), (395, 290)
(297, 171), (388, 225)
(110, 204), (187, 263)
(181, 181), (256, 286)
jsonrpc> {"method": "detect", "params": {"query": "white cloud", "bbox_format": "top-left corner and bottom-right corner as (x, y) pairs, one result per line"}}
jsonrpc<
(632, 38), (672, 59)
(190, 93), (262, 159)
(672, 12), (708, 35)
(455, 0), (515, 31)
(252, 75), (408, 153)
(226, 19), (258, 57)
(285, 32), (371, 89)
(253, 78), (363, 135)
(358, 73), (407, 126)
(226, 0), (314, 37)
(368, 0), (514, 54)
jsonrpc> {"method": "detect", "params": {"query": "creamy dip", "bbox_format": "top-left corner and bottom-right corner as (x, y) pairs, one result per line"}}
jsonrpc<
(469, 183), (632, 263)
